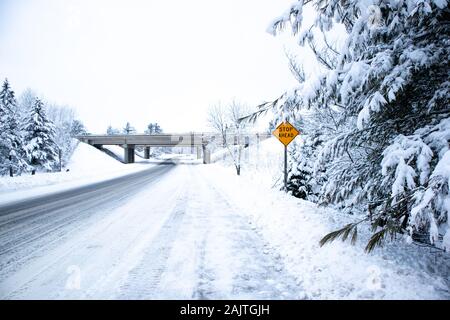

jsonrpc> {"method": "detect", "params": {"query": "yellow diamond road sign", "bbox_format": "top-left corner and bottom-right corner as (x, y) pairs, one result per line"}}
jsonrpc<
(272, 121), (299, 146)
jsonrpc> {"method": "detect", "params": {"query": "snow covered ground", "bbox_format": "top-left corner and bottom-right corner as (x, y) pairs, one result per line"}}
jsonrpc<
(205, 138), (450, 299)
(0, 142), (157, 204)
(0, 163), (302, 299)
(0, 138), (448, 299)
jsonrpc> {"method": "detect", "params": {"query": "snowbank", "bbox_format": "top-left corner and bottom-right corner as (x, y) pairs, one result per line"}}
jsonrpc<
(68, 142), (125, 172)
(203, 137), (450, 299)
(102, 145), (127, 163)
(0, 142), (156, 202)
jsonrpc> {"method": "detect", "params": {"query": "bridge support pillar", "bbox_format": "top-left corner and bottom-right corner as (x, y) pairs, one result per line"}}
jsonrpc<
(202, 145), (211, 164)
(124, 144), (135, 164)
(144, 147), (150, 159)
(197, 146), (202, 159)
(244, 136), (250, 148)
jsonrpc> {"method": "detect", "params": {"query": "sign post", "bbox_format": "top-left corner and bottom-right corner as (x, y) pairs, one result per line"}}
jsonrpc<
(272, 121), (300, 192)
(284, 144), (288, 193)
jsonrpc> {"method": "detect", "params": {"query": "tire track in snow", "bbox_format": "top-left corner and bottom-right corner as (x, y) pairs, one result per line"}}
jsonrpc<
(138, 165), (305, 299)
(190, 167), (304, 299)
(0, 165), (174, 279)
(0, 164), (178, 296)
(115, 187), (188, 299)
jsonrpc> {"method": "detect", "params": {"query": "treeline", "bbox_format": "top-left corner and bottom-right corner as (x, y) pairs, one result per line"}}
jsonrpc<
(106, 122), (163, 135)
(0, 79), (87, 177)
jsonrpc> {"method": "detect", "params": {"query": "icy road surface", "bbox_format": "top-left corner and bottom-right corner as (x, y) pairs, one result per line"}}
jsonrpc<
(0, 162), (302, 299)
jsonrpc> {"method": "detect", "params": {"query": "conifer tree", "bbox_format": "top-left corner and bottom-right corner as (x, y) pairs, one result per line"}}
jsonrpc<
(260, 0), (450, 251)
(107, 125), (120, 135)
(0, 79), (29, 176)
(22, 98), (58, 172)
(123, 122), (136, 135)
(145, 122), (163, 134)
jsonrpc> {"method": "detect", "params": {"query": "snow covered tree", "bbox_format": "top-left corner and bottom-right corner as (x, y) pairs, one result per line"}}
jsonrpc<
(107, 125), (120, 135)
(228, 100), (252, 175)
(70, 119), (87, 136)
(22, 97), (59, 172)
(0, 79), (29, 176)
(208, 103), (228, 136)
(145, 122), (163, 134)
(262, 0), (450, 251)
(267, 119), (277, 134)
(123, 122), (136, 135)
(18, 88), (37, 121)
(145, 123), (154, 134)
(47, 104), (86, 169)
(207, 103), (231, 149)
(287, 131), (324, 201)
(208, 100), (252, 175)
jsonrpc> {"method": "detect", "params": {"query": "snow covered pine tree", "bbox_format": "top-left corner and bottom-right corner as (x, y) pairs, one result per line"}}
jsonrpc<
(22, 97), (59, 173)
(145, 122), (163, 134)
(107, 125), (120, 135)
(0, 79), (29, 176)
(123, 122), (136, 135)
(262, 0), (450, 252)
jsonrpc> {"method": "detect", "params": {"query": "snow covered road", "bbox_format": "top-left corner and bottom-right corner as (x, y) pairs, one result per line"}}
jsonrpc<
(0, 163), (302, 299)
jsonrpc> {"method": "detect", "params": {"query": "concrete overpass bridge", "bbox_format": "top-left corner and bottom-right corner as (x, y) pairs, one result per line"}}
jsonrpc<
(75, 133), (271, 164)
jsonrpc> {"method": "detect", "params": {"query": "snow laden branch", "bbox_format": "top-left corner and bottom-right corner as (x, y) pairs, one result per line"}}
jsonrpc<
(255, 0), (450, 252)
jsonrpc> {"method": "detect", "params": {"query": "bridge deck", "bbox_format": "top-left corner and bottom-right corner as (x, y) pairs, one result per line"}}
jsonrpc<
(75, 133), (271, 147)
(74, 133), (272, 164)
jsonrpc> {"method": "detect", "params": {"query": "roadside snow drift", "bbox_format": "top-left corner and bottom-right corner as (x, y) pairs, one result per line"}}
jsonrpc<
(0, 141), (156, 201)
(206, 137), (450, 299)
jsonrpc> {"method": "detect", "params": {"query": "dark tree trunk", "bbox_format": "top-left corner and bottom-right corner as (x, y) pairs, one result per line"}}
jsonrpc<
(9, 154), (13, 177)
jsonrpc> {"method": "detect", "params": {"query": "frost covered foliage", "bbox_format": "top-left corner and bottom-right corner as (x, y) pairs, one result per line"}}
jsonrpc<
(22, 98), (59, 172)
(287, 115), (328, 201)
(0, 79), (84, 176)
(264, 0), (450, 251)
(47, 105), (86, 168)
(0, 79), (29, 176)
(145, 122), (163, 134)
(123, 122), (136, 135)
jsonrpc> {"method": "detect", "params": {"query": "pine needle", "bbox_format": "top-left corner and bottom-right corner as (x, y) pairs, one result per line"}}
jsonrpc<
(319, 223), (356, 247)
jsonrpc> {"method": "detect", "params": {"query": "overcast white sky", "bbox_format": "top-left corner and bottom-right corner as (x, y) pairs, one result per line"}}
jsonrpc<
(0, 0), (302, 133)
